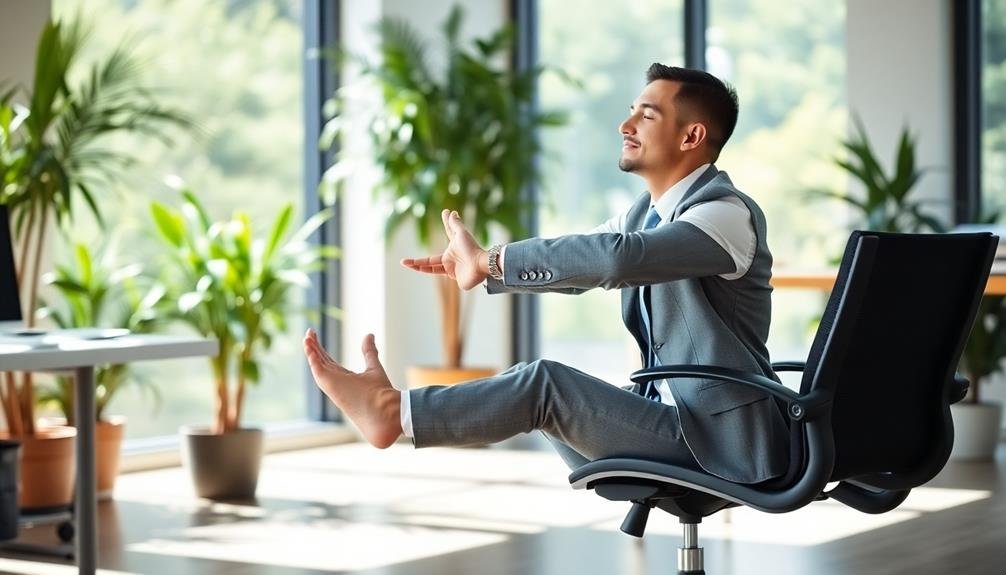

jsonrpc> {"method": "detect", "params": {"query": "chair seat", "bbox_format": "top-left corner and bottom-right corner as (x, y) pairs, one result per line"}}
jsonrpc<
(570, 457), (818, 514)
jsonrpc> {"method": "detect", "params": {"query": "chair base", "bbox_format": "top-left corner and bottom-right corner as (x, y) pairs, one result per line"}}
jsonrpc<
(678, 521), (704, 573)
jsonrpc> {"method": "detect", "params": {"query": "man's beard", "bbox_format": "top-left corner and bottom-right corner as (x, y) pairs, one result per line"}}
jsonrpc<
(618, 156), (638, 172)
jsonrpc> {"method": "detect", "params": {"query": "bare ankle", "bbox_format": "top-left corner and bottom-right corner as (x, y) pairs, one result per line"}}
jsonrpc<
(367, 389), (402, 449)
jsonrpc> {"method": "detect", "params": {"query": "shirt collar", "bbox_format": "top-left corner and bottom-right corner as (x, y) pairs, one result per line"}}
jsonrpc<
(651, 163), (712, 222)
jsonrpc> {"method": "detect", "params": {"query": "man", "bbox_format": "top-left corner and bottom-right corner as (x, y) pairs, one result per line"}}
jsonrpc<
(303, 64), (789, 484)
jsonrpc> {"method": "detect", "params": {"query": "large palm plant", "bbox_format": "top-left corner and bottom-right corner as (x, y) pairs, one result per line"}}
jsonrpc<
(320, 5), (571, 368)
(151, 189), (339, 434)
(0, 17), (193, 436)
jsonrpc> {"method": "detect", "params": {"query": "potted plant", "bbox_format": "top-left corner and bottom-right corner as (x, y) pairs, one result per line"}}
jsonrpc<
(320, 5), (571, 387)
(151, 187), (338, 499)
(0, 17), (191, 509)
(955, 295), (1006, 460)
(808, 116), (946, 235)
(35, 242), (166, 498)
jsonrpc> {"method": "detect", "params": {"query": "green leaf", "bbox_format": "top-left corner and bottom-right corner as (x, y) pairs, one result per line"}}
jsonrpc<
(75, 243), (93, 286)
(150, 202), (185, 247)
(264, 204), (293, 263)
(241, 358), (260, 383)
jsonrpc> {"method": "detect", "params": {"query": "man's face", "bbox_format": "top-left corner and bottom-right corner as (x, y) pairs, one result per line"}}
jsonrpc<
(618, 80), (689, 176)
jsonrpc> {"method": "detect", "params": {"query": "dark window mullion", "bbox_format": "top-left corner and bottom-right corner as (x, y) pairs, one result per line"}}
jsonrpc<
(303, 0), (341, 422)
(684, 0), (708, 70)
(510, 0), (540, 365)
(954, 0), (981, 224)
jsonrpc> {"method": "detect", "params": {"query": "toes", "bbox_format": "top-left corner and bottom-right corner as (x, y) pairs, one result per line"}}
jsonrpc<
(362, 333), (383, 371)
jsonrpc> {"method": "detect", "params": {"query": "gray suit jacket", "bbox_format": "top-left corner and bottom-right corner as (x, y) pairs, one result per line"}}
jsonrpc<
(487, 165), (789, 483)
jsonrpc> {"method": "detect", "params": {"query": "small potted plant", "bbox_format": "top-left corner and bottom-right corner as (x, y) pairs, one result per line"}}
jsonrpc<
(151, 187), (338, 499)
(35, 242), (166, 498)
(955, 295), (1006, 460)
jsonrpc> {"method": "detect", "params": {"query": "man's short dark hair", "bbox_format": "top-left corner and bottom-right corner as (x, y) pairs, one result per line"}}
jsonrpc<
(645, 63), (739, 157)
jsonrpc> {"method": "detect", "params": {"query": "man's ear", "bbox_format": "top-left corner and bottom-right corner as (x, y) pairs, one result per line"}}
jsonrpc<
(680, 123), (707, 151)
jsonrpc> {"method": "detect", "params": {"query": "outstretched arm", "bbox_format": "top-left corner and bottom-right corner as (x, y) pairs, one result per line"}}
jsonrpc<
(401, 208), (735, 293)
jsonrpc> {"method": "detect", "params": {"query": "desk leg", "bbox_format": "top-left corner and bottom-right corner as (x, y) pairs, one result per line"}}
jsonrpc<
(74, 366), (97, 575)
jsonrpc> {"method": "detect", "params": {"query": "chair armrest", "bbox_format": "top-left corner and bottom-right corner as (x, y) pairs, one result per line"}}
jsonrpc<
(771, 361), (807, 373)
(951, 373), (970, 404)
(630, 364), (830, 422)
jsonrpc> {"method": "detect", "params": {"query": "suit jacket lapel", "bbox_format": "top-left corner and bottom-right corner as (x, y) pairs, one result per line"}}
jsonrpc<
(621, 193), (653, 355)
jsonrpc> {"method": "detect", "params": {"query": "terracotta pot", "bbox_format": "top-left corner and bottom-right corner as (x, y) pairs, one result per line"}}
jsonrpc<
(405, 366), (497, 388)
(96, 417), (126, 499)
(181, 427), (263, 500)
(38, 416), (126, 500)
(5, 426), (76, 511)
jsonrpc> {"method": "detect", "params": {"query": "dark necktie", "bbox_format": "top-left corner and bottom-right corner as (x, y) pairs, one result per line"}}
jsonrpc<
(638, 207), (662, 400)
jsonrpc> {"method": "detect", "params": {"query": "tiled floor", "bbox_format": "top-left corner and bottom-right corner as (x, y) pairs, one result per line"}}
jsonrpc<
(1, 440), (1004, 574)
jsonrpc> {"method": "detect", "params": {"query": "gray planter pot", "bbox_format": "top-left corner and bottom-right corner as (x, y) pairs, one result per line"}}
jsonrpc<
(180, 427), (264, 500)
(950, 401), (1003, 461)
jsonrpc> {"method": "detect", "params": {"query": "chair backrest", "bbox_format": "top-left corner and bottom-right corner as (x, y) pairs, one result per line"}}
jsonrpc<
(800, 231), (996, 483)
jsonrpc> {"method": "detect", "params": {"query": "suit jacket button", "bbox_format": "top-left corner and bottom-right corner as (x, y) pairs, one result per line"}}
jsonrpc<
(529, 271), (539, 280)
(544, 271), (552, 280)
(520, 272), (529, 281)
(654, 343), (664, 350)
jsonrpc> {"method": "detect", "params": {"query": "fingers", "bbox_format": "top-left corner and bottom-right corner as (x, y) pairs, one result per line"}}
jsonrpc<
(401, 257), (449, 275)
(442, 208), (464, 238)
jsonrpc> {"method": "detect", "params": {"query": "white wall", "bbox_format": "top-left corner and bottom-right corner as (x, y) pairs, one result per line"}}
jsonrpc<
(338, 0), (512, 388)
(0, 0), (50, 100)
(847, 0), (953, 221)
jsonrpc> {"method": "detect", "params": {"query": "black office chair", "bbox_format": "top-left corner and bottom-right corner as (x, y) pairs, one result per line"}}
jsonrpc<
(569, 231), (998, 575)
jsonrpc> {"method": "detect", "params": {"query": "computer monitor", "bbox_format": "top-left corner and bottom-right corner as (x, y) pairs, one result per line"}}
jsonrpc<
(0, 204), (24, 328)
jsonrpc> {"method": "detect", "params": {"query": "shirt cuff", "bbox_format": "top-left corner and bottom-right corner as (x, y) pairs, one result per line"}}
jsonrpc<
(499, 244), (507, 276)
(400, 388), (414, 438)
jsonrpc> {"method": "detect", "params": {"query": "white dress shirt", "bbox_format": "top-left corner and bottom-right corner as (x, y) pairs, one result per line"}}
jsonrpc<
(401, 164), (756, 436)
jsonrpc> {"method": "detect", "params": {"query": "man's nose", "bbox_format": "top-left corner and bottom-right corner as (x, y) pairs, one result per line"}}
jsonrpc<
(620, 116), (635, 136)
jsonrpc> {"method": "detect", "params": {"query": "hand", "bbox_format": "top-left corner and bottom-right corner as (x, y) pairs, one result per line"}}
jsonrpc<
(401, 209), (488, 291)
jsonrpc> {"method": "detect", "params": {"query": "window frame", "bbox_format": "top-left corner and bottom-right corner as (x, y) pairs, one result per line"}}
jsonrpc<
(954, 0), (981, 225)
(304, 0), (343, 423)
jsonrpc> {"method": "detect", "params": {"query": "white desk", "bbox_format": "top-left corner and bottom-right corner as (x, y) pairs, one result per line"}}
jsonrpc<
(0, 334), (218, 575)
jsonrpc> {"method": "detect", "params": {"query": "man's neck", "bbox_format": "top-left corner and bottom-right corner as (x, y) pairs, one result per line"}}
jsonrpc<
(645, 161), (710, 204)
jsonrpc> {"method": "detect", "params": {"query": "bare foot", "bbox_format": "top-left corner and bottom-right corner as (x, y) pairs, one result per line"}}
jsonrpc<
(303, 329), (402, 448)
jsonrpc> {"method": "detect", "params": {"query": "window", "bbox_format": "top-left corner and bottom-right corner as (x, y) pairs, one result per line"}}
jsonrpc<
(537, 0), (685, 384)
(708, 0), (847, 358)
(51, 0), (309, 438)
(983, 0), (1006, 213)
(535, 0), (847, 375)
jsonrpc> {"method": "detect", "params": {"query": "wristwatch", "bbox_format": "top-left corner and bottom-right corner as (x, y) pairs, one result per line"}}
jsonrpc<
(487, 243), (504, 280)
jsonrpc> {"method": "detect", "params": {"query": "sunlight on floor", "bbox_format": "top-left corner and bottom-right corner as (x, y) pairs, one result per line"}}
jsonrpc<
(108, 443), (993, 571)
(0, 558), (136, 575)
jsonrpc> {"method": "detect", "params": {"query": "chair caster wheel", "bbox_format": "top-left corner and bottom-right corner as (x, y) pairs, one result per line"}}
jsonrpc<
(57, 521), (74, 543)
